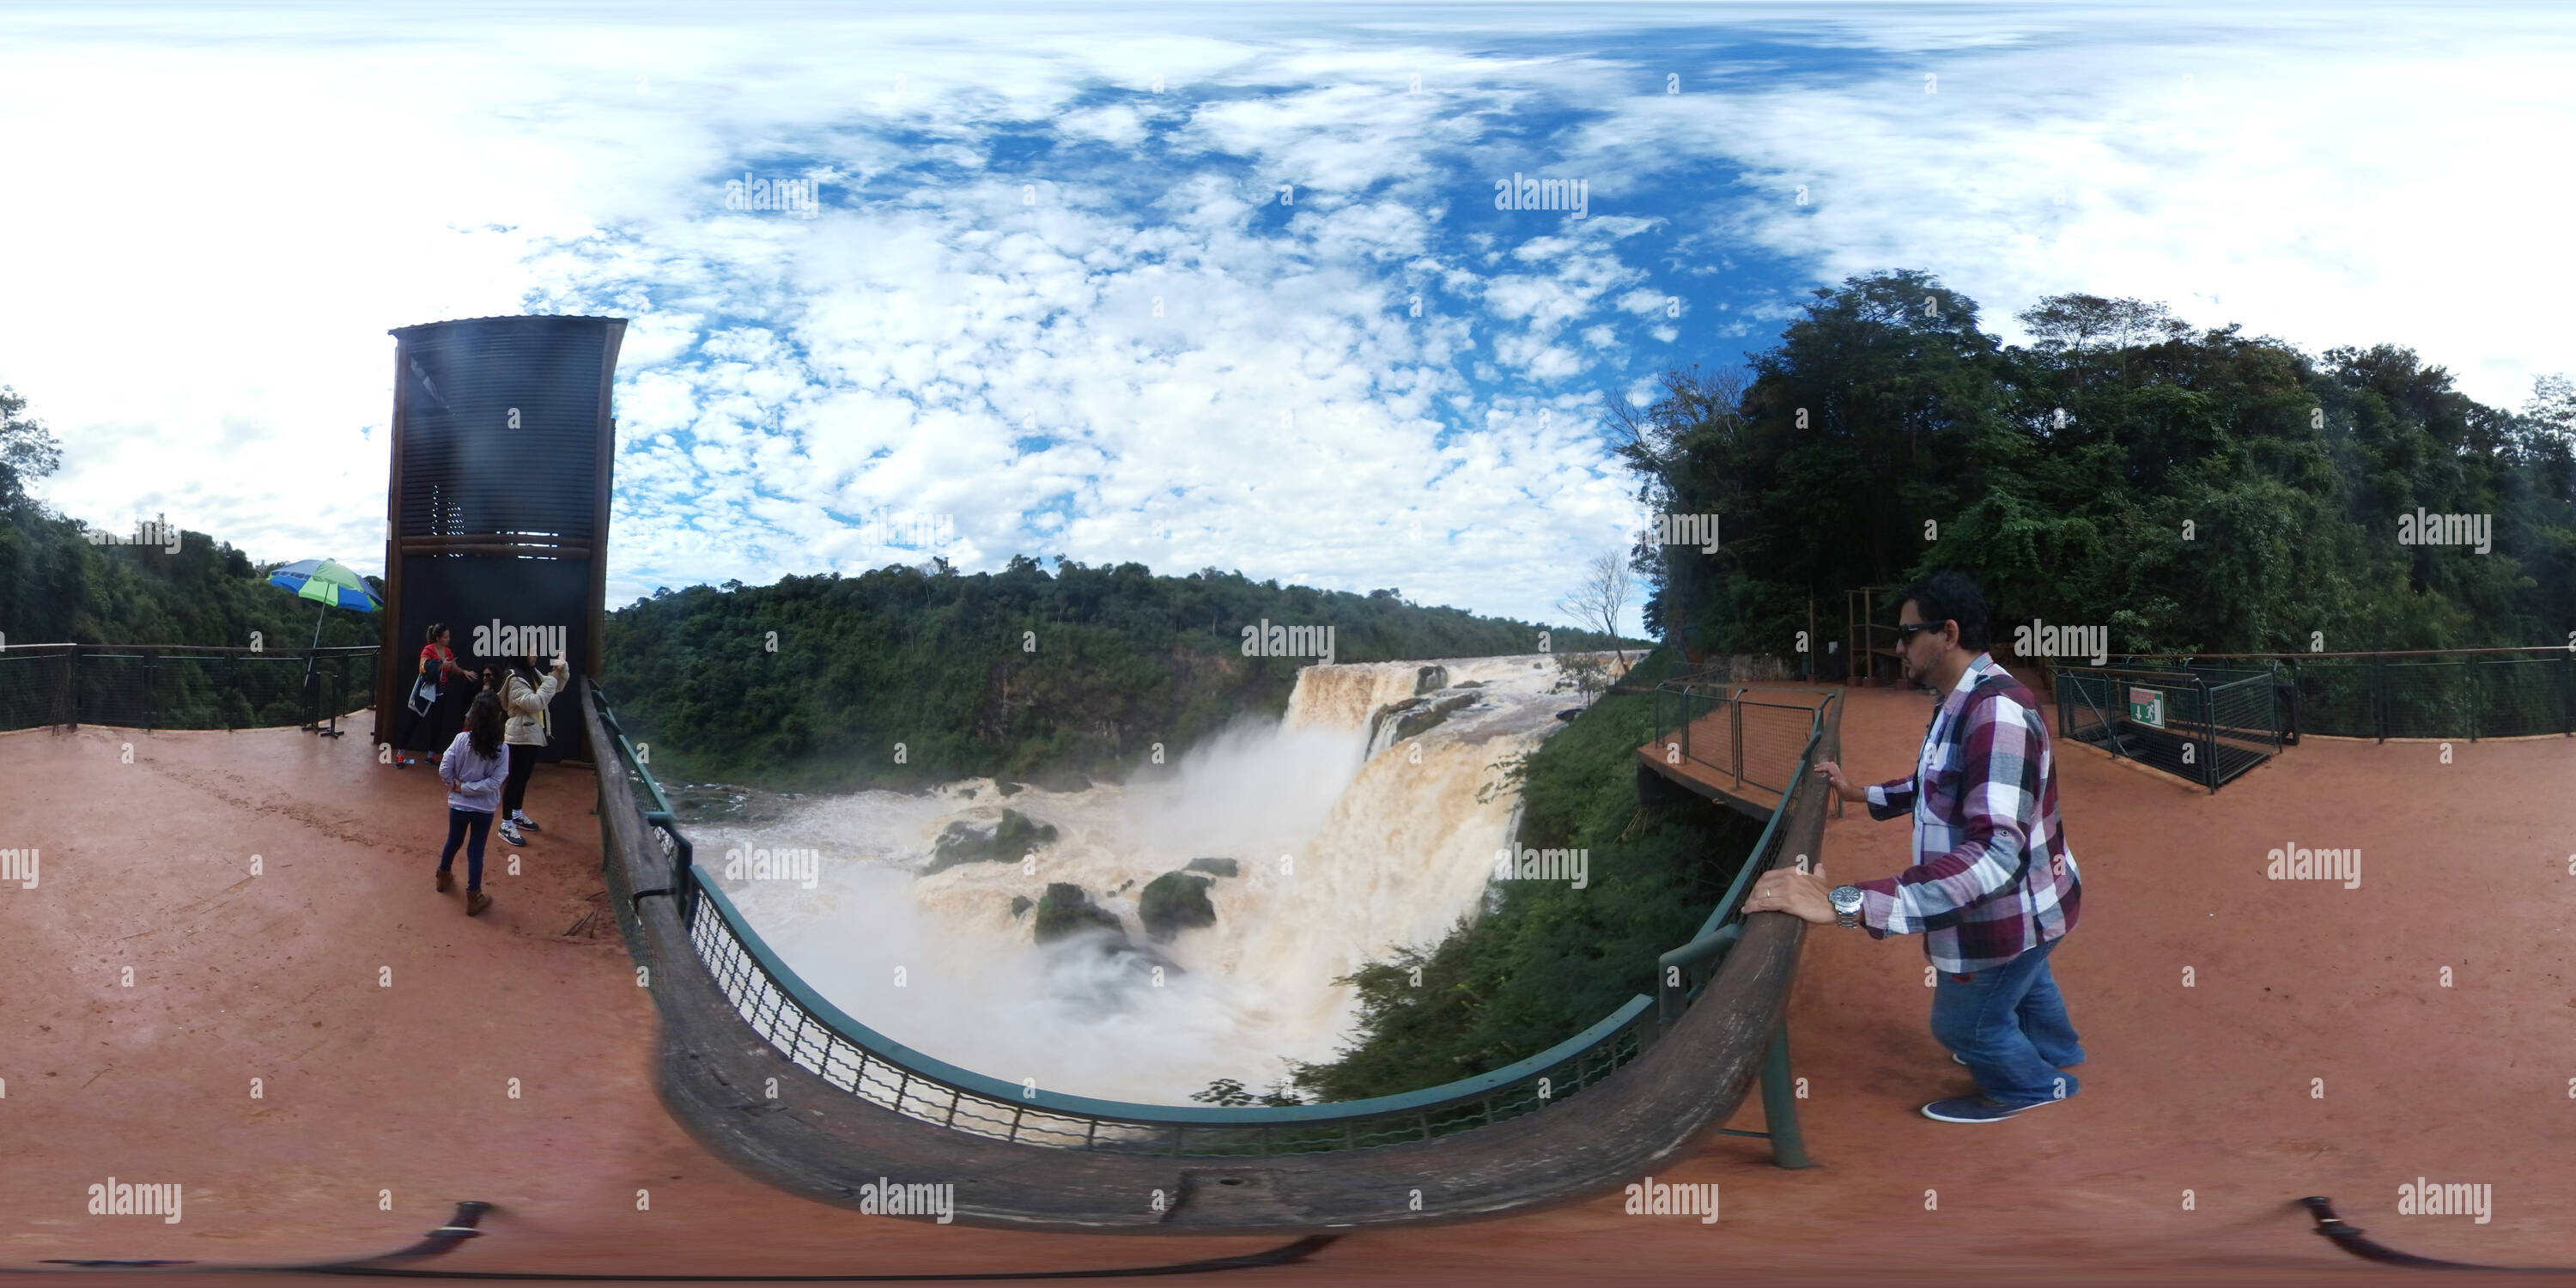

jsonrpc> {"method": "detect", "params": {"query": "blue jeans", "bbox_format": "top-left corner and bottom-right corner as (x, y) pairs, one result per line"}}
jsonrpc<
(1930, 935), (2083, 1109)
(439, 807), (494, 891)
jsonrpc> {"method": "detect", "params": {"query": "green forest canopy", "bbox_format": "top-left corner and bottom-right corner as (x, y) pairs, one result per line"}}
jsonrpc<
(1613, 271), (2576, 660)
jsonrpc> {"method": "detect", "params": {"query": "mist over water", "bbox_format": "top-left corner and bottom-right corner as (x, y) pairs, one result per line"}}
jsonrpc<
(696, 654), (1592, 1103)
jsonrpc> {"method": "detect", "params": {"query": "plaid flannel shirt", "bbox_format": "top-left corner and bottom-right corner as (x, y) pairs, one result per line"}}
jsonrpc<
(1854, 652), (2081, 975)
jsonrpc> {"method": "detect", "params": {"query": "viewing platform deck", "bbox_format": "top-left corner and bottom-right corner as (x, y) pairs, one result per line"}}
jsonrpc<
(1637, 681), (1840, 819)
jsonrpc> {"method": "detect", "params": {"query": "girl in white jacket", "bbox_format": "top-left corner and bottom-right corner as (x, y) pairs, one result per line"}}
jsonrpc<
(437, 690), (510, 916)
(495, 653), (568, 847)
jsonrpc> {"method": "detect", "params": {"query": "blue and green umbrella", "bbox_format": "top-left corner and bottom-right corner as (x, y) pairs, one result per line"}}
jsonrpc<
(268, 558), (382, 616)
(266, 558), (381, 734)
(268, 557), (381, 665)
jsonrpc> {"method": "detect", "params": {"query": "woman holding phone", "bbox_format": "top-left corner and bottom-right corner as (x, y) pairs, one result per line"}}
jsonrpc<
(495, 652), (568, 846)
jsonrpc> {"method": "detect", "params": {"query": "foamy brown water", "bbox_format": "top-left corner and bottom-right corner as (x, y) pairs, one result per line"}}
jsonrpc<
(693, 653), (1595, 1103)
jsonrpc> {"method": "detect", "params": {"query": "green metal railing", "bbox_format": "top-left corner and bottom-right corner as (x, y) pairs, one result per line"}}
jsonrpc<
(2108, 648), (2576, 743)
(1643, 676), (1840, 1167)
(591, 678), (1837, 1161)
(0, 642), (377, 735)
(1649, 675), (1839, 799)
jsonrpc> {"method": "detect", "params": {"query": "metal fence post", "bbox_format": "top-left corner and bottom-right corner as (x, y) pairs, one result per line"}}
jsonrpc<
(2200, 674), (2216, 793)
(2281, 660), (2300, 746)
(2469, 660), (2480, 743)
(1730, 691), (1745, 788)
(1759, 1022), (1813, 1169)
(2373, 656), (2385, 743)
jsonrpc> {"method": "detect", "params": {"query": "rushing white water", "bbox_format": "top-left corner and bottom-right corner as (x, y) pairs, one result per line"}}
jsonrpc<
(693, 653), (1601, 1104)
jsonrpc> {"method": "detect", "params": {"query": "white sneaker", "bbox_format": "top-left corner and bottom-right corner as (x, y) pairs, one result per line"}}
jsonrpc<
(512, 812), (540, 833)
(498, 820), (526, 847)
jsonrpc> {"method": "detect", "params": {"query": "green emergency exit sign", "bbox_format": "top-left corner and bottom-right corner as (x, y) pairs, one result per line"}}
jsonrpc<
(2128, 686), (2166, 728)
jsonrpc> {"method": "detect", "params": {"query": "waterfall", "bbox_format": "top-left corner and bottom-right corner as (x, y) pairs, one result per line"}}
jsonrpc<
(696, 653), (1595, 1103)
(1283, 660), (1445, 732)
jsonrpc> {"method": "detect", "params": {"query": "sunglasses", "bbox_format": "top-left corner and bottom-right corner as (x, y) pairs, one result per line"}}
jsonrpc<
(1894, 621), (1946, 640)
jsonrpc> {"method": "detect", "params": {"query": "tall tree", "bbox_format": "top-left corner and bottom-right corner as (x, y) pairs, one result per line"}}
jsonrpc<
(0, 385), (64, 509)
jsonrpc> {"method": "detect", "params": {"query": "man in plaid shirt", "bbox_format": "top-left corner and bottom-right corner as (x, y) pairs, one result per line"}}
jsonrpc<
(1741, 571), (2086, 1122)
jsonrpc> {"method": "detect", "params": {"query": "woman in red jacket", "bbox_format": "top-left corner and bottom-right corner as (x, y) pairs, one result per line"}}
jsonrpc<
(393, 623), (464, 768)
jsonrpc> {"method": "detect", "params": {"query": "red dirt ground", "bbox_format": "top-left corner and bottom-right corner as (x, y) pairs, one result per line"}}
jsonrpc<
(3, 681), (2572, 1286)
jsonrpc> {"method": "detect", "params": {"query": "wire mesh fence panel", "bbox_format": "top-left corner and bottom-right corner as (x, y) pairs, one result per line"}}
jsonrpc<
(2473, 657), (2573, 738)
(0, 651), (73, 731)
(0, 646), (378, 732)
(75, 653), (156, 728)
(2199, 673), (2281, 785)
(2205, 671), (2284, 755)
(325, 653), (377, 720)
(2288, 660), (2378, 738)
(1735, 702), (1823, 794)
(2058, 671), (2120, 748)
(1659, 690), (1729, 774)
(2382, 660), (2476, 740)
(143, 653), (235, 729)
(230, 654), (318, 727)
(2162, 675), (2211, 733)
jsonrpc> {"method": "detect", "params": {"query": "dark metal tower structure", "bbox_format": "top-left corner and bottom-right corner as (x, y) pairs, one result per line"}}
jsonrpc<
(374, 314), (626, 761)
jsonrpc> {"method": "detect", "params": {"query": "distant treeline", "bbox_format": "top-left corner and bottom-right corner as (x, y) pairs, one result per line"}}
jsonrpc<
(1619, 270), (2576, 657)
(601, 556), (1625, 792)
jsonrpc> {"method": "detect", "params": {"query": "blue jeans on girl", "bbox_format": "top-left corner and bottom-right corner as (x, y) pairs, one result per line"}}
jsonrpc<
(438, 807), (494, 892)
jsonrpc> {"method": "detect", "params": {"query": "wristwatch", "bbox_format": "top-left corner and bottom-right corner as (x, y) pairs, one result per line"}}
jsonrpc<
(1829, 885), (1864, 929)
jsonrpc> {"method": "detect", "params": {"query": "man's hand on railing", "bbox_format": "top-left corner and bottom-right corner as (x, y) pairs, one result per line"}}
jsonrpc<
(1811, 758), (1862, 803)
(1741, 860), (1835, 926)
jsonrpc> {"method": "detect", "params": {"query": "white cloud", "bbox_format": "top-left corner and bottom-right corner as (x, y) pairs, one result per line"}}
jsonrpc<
(1575, 11), (2576, 400)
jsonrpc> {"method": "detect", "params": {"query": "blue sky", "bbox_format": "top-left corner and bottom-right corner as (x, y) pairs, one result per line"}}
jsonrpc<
(4, 2), (2571, 630)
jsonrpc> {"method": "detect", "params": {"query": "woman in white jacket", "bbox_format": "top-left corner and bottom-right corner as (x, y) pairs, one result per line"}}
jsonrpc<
(496, 653), (568, 847)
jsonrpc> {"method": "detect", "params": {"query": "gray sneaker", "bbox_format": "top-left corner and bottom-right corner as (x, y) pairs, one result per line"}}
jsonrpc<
(1923, 1095), (2057, 1123)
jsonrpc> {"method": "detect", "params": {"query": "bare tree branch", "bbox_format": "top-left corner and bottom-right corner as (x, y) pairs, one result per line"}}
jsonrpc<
(1558, 550), (1634, 671)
